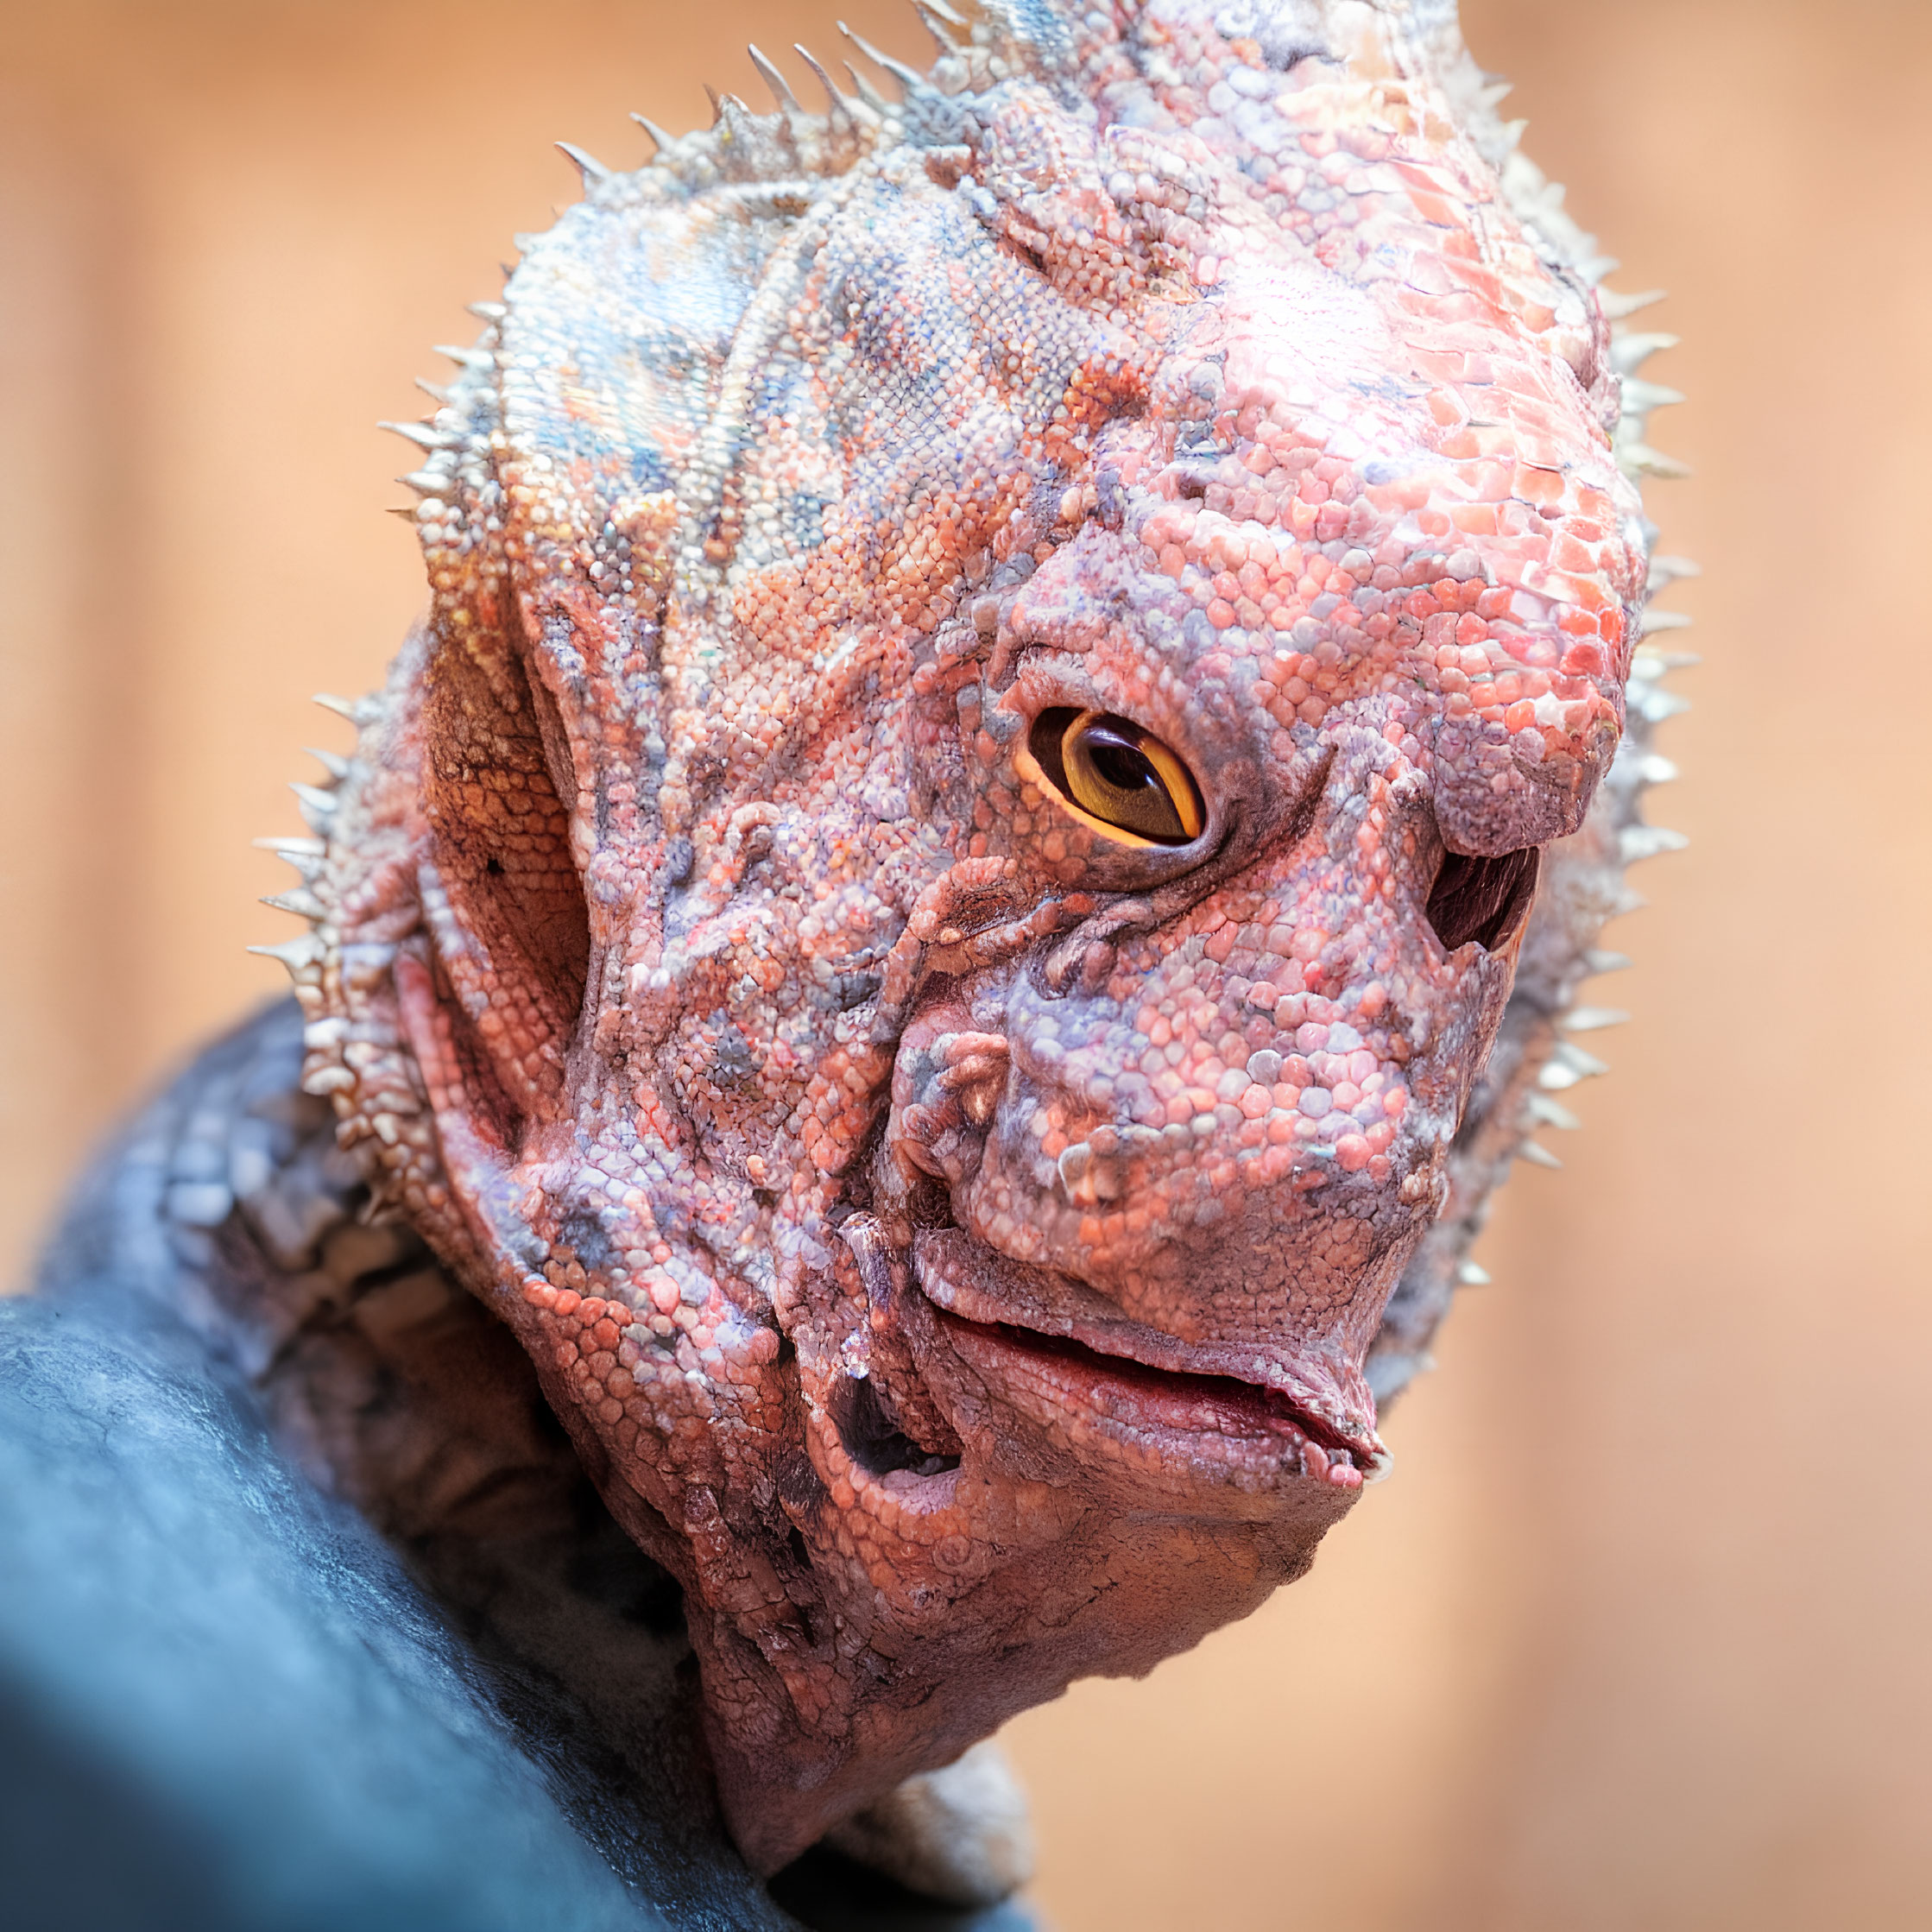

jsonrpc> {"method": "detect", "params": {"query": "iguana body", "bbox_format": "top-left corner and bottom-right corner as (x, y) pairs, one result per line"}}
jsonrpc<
(11, 0), (1688, 1915)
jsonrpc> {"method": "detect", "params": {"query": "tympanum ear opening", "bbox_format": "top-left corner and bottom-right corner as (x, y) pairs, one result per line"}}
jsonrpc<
(1425, 844), (1541, 954)
(417, 636), (591, 1145)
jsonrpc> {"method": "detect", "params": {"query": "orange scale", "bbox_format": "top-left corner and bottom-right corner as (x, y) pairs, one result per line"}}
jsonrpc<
(1510, 464), (1565, 509)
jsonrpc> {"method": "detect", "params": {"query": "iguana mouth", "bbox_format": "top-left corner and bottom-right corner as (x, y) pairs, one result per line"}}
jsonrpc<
(910, 1226), (1388, 1486)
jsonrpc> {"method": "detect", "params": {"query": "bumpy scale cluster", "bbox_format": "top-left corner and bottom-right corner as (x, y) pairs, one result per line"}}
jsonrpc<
(258, 0), (1689, 1873)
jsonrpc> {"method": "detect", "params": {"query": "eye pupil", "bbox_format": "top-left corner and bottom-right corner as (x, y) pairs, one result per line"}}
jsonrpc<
(1028, 708), (1204, 847)
(1083, 731), (1152, 793)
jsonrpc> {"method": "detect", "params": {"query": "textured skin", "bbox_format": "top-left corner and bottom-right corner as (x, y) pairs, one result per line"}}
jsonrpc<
(9, 1000), (1033, 1930)
(256, 0), (1687, 1873)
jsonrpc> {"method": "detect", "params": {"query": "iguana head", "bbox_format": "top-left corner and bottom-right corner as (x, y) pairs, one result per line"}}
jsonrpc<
(291, 0), (1643, 1869)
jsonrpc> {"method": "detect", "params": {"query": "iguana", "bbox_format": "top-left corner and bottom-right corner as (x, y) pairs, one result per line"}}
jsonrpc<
(6, 0), (1689, 1921)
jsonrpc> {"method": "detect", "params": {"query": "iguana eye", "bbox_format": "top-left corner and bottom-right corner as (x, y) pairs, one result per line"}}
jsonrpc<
(1029, 708), (1204, 847)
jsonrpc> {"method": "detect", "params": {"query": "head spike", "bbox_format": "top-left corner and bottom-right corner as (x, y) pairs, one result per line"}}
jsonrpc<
(710, 89), (764, 147)
(747, 44), (800, 111)
(378, 419), (455, 452)
(842, 59), (893, 116)
(1601, 287), (1666, 322)
(1632, 685), (1692, 724)
(291, 781), (339, 833)
(1618, 441), (1692, 482)
(304, 746), (350, 781)
(841, 21), (936, 100)
(1455, 1260), (1492, 1287)
(432, 344), (494, 371)
(262, 887), (325, 922)
(1621, 376), (1685, 417)
(1555, 1040), (1611, 1079)
(1619, 824), (1689, 865)
(312, 691), (370, 724)
(556, 141), (612, 184)
(912, 1), (964, 53)
(467, 300), (507, 323)
(1610, 331), (1679, 377)
(1516, 1139), (1563, 1170)
(1561, 1007), (1631, 1033)
(793, 44), (853, 113)
(254, 836), (325, 883)
(630, 112), (675, 155)
(248, 932), (326, 974)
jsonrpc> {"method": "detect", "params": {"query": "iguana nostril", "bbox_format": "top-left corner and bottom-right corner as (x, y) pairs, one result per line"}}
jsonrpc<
(889, 1028), (1011, 1185)
(1425, 845), (1542, 953)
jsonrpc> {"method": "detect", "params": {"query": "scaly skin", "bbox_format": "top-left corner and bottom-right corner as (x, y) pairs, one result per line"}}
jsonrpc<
(258, 0), (1683, 1872)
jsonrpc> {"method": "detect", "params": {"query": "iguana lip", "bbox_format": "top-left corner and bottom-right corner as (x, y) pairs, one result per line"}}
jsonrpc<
(910, 1227), (1388, 1483)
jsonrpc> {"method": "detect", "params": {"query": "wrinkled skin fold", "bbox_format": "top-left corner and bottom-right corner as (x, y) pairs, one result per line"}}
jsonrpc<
(289, 0), (1645, 1871)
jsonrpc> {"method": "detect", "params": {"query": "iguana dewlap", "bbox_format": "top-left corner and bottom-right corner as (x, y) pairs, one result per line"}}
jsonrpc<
(256, 0), (1687, 1872)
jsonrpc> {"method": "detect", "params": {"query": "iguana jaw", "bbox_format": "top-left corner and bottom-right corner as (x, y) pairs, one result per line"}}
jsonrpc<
(926, 1307), (1378, 1486)
(911, 1224), (1387, 1479)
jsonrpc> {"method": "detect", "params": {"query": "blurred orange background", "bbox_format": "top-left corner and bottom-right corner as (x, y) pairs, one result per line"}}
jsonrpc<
(3, 2), (1928, 1926)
